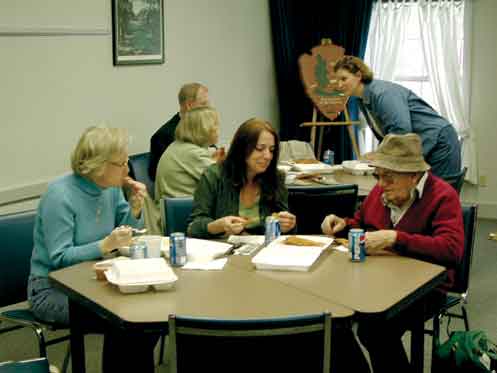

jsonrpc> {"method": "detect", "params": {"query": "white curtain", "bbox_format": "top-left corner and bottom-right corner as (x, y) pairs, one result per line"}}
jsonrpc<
(417, 0), (476, 183)
(362, 1), (412, 153)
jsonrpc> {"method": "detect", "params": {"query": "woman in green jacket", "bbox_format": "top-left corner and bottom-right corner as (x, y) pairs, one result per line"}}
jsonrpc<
(188, 118), (296, 238)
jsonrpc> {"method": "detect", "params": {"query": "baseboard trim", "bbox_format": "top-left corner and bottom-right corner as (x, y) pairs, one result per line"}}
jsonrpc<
(0, 181), (48, 207)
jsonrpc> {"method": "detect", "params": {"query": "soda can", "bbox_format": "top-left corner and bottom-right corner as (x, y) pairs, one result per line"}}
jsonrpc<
(169, 232), (187, 266)
(348, 228), (366, 262)
(322, 149), (334, 165)
(264, 216), (281, 246)
(130, 241), (147, 259)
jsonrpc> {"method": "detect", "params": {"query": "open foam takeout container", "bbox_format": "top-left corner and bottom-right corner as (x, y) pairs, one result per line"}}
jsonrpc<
(104, 258), (178, 294)
(342, 160), (374, 175)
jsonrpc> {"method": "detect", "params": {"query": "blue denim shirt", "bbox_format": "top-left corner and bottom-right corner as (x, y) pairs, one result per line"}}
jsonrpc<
(360, 79), (453, 157)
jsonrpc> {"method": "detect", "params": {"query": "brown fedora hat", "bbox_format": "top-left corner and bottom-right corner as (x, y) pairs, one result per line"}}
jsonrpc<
(364, 133), (430, 173)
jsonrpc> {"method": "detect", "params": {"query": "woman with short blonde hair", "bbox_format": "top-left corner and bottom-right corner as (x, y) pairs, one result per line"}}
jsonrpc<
(175, 106), (219, 147)
(70, 126), (129, 177)
(28, 125), (157, 372)
(151, 106), (221, 234)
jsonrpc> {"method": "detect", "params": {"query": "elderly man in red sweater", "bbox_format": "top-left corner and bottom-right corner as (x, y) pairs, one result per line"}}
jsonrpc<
(321, 133), (464, 373)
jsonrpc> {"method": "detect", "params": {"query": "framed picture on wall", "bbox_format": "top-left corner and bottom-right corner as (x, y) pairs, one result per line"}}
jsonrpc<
(111, 0), (164, 65)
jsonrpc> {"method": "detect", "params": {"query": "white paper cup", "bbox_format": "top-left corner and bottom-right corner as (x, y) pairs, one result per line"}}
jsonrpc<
(138, 236), (163, 258)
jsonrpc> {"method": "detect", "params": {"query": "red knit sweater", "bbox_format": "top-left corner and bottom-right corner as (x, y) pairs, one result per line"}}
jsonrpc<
(345, 172), (464, 291)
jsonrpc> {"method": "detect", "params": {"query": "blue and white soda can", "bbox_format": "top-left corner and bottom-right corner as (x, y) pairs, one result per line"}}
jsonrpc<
(169, 232), (187, 266)
(130, 241), (147, 259)
(264, 215), (281, 246)
(322, 149), (334, 165)
(348, 228), (366, 262)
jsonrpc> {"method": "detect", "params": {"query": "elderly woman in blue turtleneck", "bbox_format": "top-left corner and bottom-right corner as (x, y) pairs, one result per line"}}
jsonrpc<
(28, 126), (157, 372)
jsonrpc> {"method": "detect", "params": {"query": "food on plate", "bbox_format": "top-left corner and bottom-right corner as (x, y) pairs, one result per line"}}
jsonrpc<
(333, 238), (349, 247)
(283, 236), (324, 247)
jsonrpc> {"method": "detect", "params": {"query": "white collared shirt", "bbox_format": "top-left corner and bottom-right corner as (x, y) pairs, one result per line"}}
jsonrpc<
(382, 172), (428, 227)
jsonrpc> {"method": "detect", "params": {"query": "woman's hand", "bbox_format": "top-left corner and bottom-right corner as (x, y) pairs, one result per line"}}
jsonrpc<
(123, 177), (147, 218)
(274, 211), (296, 233)
(208, 216), (248, 236)
(321, 214), (346, 236)
(365, 230), (397, 256)
(100, 226), (133, 255)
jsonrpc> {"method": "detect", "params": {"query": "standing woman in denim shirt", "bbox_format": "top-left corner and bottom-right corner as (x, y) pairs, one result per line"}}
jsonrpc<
(27, 126), (158, 372)
(333, 55), (461, 179)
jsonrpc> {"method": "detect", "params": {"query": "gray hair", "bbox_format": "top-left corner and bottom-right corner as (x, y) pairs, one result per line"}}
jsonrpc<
(175, 106), (219, 147)
(70, 126), (129, 176)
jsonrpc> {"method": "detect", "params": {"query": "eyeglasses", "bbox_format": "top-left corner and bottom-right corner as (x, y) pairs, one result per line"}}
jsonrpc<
(107, 159), (129, 168)
(372, 171), (398, 184)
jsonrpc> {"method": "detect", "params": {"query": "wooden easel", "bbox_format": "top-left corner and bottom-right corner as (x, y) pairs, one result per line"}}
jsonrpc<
(298, 38), (361, 159)
(301, 105), (361, 160)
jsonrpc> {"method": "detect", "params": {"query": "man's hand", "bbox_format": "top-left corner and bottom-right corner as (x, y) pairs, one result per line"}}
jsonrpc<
(321, 214), (346, 236)
(365, 230), (398, 255)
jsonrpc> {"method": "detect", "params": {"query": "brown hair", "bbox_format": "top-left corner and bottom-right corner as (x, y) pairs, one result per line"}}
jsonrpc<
(223, 118), (284, 201)
(334, 55), (374, 84)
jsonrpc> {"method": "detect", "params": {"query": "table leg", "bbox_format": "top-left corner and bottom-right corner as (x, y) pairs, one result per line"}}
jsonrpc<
(410, 300), (426, 373)
(69, 300), (86, 373)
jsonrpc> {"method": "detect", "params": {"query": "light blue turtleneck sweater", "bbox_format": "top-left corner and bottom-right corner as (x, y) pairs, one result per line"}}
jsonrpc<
(30, 173), (143, 278)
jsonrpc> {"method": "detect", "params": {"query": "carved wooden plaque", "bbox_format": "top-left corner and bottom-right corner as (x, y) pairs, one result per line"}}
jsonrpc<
(298, 41), (348, 120)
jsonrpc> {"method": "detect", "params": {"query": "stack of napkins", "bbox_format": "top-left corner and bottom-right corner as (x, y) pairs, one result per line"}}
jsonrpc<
(252, 236), (334, 272)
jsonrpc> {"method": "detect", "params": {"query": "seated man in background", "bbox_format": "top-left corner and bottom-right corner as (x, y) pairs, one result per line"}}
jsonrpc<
(148, 82), (210, 180)
(321, 133), (464, 372)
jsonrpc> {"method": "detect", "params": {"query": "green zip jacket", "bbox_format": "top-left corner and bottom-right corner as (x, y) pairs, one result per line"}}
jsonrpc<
(188, 164), (290, 238)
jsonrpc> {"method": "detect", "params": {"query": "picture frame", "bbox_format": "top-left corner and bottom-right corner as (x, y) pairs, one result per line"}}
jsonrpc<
(111, 0), (164, 65)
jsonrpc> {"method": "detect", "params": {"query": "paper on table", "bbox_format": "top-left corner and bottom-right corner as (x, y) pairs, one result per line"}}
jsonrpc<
(333, 245), (348, 253)
(182, 258), (228, 271)
(227, 235), (265, 246)
(252, 235), (334, 272)
(162, 238), (233, 263)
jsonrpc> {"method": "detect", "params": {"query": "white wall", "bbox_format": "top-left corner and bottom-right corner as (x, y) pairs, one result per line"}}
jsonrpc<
(462, 0), (497, 218)
(0, 0), (279, 212)
(1, 0), (497, 218)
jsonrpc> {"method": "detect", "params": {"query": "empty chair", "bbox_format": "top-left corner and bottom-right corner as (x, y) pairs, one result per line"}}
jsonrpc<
(0, 210), (70, 372)
(168, 312), (332, 373)
(442, 166), (467, 194)
(128, 152), (155, 199)
(161, 196), (194, 236)
(288, 184), (358, 234)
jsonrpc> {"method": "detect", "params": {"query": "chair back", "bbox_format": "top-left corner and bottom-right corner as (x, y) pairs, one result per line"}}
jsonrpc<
(288, 184), (358, 234)
(0, 210), (36, 307)
(452, 204), (478, 295)
(443, 167), (467, 194)
(128, 152), (155, 199)
(168, 312), (331, 373)
(162, 197), (194, 236)
(279, 140), (316, 162)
